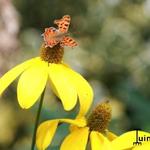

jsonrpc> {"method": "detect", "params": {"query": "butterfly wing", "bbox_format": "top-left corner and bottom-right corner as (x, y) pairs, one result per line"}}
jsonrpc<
(54, 15), (71, 33)
(42, 27), (59, 48)
(43, 15), (77, 48)
(60, 36), (77, 48)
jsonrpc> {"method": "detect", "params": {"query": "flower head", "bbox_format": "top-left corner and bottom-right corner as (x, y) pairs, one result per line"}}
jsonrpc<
(36, 101), (117, 150)
(0, 15), (93, 113)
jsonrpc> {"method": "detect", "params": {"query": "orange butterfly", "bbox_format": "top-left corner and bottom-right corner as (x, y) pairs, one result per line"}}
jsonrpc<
(42, 15), (78, 48)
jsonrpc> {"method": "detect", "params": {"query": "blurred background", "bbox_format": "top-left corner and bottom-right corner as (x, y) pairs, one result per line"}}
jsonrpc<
(0, 0), (150, 149)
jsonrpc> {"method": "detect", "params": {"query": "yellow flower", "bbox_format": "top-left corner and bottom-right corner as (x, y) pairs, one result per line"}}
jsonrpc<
(36, 101), (117, 150)
(0, 44), (93, 113)
(111, 130), (150, 150)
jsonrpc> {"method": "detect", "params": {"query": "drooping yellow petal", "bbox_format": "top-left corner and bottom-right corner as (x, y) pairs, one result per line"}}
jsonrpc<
(48, 64), (78, 111)
(69, 117), (87, 132)
(90, 131), (112, 150)
(62, 63), (93, 117)
(17, 59), (48, 108)
(133, 143), (150, 150)
(36, 118), (86, 150)
(0, 57), (38, 96)
(111, 131), (150, 150)
(60, 118), (86, 127)
(106, 131), (118, 141)
(36, 120), (59, 150)
(60, 127), (89, 150)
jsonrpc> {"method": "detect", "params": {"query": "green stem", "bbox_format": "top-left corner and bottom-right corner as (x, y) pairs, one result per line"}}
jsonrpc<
(31, 88), (45, 150)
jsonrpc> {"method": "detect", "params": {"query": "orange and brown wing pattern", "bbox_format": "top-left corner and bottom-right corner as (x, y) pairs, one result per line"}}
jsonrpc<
(42, 15), (77, 48)
(54, 15), (71, 33)
(42, 27), (59, 48)
(60, 36), (78, 48)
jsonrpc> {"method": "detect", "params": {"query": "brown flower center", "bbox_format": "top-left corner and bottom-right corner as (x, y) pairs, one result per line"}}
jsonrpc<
(87, 101), (112, 133)
(40, 43), (64, 63)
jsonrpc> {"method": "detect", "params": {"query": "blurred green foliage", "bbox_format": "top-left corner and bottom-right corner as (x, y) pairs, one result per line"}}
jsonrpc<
(0, 0), (150, 149)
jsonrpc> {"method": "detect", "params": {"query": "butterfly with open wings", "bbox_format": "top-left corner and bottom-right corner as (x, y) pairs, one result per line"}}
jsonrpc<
(42, 15), (78, 48)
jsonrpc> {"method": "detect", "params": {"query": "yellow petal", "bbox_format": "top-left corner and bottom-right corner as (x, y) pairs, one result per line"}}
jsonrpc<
(111, 131), (150, 150)
(90, 131), (112, 150)
(106, 131), (118, 141)
(60, 118), (86, 127)
(0, 58), (38, 96)
(36, 118), (86, 150)
(69, 117), (87, 132)
(60, 127), (89, 150)
(17, 59), (48, 108)
(36, 120), (59, 150)
(62, 63), (93, 117)
(133, 143), (150, 150)
(48, 64), (78, 111)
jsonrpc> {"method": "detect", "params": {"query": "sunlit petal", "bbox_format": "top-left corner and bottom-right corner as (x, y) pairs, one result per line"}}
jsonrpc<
(69, 117), (87, 132)
(0, 58), (38, 96)
(60, 127), (89, 150)
(133, 143), (150, 150)
(106, 131), (117, 141)
(17, 59), (48, 108)
(111, 131), (150, 150)
(48, 64), (78, 111)
(60, 117), (86, 127)
(90, 131), (112, 150)
(36, 120), (59, 150)
(62, 63), (93, 117)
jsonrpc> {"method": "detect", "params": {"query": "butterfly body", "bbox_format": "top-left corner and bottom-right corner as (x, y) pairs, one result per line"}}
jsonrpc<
(43, 15), (77, 48)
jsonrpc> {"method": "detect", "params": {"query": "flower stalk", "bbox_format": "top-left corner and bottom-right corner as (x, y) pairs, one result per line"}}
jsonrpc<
(31, 88), (46, 150)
